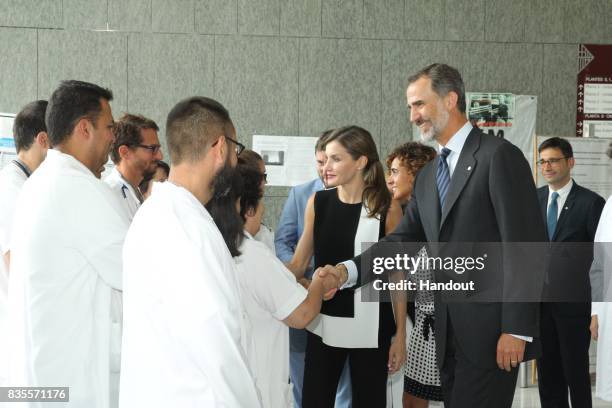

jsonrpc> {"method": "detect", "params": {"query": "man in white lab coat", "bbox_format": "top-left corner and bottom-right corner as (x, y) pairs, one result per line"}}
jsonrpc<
(105, 113), (163, 220)
(591, 198), (612, 402)
(8, 80), (129, 408)
(119, 96), (261, 407)
(0, 100), (49, 386)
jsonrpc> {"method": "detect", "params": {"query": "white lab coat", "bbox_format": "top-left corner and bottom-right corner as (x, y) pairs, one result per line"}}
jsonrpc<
(235, 231), (307, 408)
(119, 181), (261, 408)
(0, 161), (28, 386)
(104, 167), (141, 221)
(593, 197), (612, 402)
(7, 149), (129, 408)
(103, 167), (142, 403)
(254, 224), (276, 255)
(593, 302), (612, 401)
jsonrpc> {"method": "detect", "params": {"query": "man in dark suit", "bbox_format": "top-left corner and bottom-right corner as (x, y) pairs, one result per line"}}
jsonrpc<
(536, 137), (604, 408)
(319, 63), (547, 407)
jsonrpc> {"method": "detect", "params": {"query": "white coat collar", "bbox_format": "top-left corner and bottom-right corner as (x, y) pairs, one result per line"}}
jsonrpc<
(46, 148), (97, 177)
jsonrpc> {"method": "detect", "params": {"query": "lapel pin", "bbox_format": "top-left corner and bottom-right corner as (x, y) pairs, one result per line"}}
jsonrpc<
(467, 166), (472, 171)
(565, 206), (569, 210)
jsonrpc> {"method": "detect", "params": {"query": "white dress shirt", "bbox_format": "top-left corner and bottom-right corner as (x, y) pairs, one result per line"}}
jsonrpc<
(547, 179), (574, 221)
(440, 121), (473, 177)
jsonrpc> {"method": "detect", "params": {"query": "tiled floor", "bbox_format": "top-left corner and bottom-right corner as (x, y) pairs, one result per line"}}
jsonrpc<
(425, 387), (612, 407)
(511, 386), (612, 408)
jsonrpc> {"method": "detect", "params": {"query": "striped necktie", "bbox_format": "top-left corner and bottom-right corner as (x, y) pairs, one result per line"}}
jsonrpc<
(437, 147), (452, 207)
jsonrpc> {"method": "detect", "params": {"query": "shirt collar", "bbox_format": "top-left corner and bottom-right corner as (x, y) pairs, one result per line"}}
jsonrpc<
(111, 167), (145, 203)
(46, 149), (96, 177)
(548, 178), (573, 200)
(438, 121), (473, 155)
(160, 181), (213, 220)
(12, 158), (32, 177)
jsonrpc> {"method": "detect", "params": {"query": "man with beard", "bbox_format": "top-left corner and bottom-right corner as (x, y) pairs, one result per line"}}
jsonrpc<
(119, 96), (261, 407)
(8, 80), (129, 408)
(319, 63), (546, 407)
(105, 113), (163, 220)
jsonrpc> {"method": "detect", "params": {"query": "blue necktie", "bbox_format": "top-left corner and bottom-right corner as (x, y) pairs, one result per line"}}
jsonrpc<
(547, 191), (559, 240)
(436, 147), (451, 207)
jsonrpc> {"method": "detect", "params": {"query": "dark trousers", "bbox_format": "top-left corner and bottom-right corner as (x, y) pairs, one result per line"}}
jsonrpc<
(537, 303), (592, 408)
(440, 318), (519, 408)
(302, 331), (392, 408)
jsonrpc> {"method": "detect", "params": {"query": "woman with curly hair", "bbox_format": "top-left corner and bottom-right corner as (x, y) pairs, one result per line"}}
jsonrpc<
(386, 142), (441, 408)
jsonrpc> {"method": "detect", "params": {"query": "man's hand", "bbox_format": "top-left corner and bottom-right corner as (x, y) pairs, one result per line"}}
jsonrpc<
(312, 270), (339, 293)
(318, 264), (348, 285)
(496, 334), (525, 372)
(316, 264), (346, 300)
(591, 315), (599, 341)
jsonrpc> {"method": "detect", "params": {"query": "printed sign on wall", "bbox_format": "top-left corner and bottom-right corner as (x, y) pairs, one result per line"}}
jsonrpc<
(576, 44), (612, 138)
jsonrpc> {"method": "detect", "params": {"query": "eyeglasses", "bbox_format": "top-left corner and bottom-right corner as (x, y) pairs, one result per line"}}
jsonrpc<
(262, 172), (268, 183)
(228, 136), (245, 156)
(537, 157), (568, 167)
(135, 144), (162, 154)
(212, 135), (245, 156)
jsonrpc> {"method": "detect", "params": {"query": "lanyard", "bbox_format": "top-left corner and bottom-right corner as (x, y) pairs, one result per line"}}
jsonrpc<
(12, 159), (31, 178)
(117, 172), (144, 204)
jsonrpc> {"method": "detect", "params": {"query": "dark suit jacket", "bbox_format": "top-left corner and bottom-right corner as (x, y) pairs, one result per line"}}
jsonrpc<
(353, 127), (547, 369)
(537, 182), (605, 314)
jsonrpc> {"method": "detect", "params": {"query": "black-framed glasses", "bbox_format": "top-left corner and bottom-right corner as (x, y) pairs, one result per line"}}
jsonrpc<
(213, 135), (245, 156)
(537, 157), (568, 167)
(135, 144), (162, 154)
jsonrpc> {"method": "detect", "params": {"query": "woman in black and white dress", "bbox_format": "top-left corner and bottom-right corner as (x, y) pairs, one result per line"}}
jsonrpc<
(287, 126), (405, 408)
(386, 142), (442, 407)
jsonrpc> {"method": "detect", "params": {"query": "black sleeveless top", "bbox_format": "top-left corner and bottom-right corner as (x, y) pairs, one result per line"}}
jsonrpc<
(313, 188), (386, 318)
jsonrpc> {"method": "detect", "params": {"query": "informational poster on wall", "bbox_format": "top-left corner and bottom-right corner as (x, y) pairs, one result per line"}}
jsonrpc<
(466, 93), (537, 166)
(576, 44), (612, 138)
(536, 135), (612, 199)
(252, 135), (318, 186)
(0, 113), (16, 171)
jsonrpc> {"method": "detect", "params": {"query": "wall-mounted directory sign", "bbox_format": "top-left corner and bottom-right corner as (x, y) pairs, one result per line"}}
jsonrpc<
(577, 44), (612, 138)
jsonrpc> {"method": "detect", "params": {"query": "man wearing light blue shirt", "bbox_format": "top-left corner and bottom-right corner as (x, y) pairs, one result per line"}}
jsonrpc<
(275, 130), (352, 408)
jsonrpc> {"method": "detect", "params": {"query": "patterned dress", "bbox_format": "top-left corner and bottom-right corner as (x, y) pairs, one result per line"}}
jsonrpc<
(403, 247), (443, 401)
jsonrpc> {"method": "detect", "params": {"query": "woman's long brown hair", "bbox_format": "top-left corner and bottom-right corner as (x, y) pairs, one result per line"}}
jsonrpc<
(325, 126), (390, 218)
